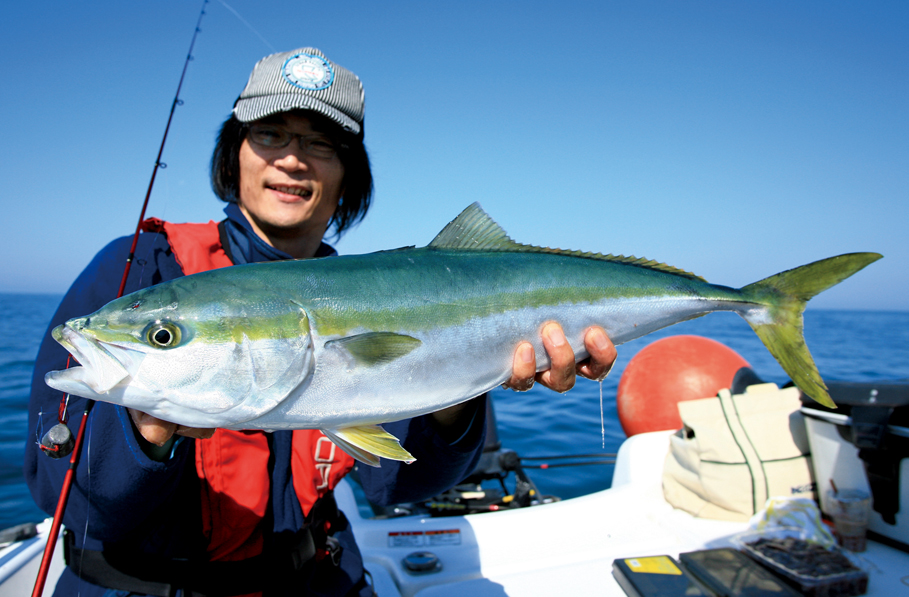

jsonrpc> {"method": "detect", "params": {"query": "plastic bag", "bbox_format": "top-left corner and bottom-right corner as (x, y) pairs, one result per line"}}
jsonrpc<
(747, 497), (836, 548)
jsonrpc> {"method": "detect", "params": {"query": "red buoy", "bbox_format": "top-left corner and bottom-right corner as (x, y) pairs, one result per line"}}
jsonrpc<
(616, 335), (750, 436)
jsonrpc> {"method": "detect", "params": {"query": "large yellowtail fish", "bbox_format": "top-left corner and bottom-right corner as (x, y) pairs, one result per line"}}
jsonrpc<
(46, 203), (881, 466)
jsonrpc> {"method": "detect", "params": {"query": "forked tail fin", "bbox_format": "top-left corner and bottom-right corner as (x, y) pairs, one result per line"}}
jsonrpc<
(740, 252), (882, 408)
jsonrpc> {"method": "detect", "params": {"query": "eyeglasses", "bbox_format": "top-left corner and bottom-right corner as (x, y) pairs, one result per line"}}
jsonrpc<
(246, 124), (343, 159)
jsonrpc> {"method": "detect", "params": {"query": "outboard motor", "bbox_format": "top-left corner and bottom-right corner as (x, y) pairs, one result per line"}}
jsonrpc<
(800, 380), (909, 548)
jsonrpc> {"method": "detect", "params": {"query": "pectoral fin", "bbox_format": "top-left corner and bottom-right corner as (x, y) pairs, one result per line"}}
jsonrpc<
(322, 425), (416, 468)
(324, 332), (421, 367)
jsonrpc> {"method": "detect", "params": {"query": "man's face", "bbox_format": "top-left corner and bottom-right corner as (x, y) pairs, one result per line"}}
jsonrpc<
(237, 112), (345, 250)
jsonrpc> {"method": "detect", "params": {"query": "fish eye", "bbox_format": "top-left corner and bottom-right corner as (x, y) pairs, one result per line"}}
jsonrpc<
(145, 322), (182, 349)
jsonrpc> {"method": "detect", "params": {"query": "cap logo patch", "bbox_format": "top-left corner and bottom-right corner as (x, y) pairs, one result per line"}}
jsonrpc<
(282, 53), (334, 91)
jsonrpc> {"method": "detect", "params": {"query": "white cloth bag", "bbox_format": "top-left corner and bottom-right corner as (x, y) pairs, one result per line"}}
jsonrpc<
(662, 383), (816, 521)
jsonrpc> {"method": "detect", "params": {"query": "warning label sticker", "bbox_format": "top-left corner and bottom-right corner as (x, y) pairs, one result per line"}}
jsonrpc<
(388, 529), (461, 548)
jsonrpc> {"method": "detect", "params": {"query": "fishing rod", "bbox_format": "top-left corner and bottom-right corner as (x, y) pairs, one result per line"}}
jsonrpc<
(521, 453), (617, 460)
(522, 460), (616, 470)
(31, 2), (209, 595)
(520, 452), (617, 469)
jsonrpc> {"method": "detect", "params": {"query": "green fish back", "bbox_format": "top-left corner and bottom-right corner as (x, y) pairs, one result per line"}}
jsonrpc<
(429, 203), (705, 281)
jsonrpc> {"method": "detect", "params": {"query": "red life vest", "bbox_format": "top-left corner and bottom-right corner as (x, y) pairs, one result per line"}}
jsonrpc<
(141, 218), (356, 565)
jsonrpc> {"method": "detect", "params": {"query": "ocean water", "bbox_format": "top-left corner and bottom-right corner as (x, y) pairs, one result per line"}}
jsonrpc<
(1, 293), (63, 529)
(1, 291), (907, 531)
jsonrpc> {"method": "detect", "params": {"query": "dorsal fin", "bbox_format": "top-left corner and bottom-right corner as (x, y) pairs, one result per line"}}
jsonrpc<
(429, 202), (521, 250)
(428, 202), (706, 281)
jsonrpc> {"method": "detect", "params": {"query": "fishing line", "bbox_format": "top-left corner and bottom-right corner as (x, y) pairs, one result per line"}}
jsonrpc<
(31, 400), (94, 597)
(76, 411), (95, 596)
(215, 0), (277, 52)
(37, 357), (75, 458)
(32, 3), (210, 595)
(599, 380), (605, 449)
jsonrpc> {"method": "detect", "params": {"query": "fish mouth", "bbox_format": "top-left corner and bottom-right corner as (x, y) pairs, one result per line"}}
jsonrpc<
(47, 323), (142, 395)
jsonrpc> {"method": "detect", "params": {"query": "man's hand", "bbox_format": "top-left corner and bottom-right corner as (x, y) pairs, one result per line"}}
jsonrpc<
(503, 324), (616, 393)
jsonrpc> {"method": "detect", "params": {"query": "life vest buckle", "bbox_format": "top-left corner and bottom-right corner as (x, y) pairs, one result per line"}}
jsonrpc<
(315, 536), (343, 566)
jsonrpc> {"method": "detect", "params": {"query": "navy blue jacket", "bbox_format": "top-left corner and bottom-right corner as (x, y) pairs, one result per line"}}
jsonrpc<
(25, 205), (486, 596)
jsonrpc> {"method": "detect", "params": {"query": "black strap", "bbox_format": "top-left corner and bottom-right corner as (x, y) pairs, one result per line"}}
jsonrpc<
(65, 529), (177, 597)
(65, 492), (342, 597)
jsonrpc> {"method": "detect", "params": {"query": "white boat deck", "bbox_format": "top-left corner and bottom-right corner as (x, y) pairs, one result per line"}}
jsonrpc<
(339, 431), (909, 597)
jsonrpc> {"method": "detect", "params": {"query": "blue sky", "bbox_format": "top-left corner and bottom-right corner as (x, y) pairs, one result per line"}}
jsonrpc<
(2, 1), (906, 310)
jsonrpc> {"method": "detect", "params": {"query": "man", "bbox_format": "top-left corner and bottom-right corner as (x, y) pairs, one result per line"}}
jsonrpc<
(27, 47), (616, 596)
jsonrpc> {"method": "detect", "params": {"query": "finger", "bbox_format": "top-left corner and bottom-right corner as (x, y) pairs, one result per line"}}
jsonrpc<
(175, 426), (216, 440)
(536, 322), (576, 393)
(502, 342), (536, 391)
(129, 408), (178, 447)
(577, 326), (618, 381)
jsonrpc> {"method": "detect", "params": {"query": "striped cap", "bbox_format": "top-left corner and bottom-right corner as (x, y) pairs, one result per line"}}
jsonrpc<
(233, 48), (364, 135)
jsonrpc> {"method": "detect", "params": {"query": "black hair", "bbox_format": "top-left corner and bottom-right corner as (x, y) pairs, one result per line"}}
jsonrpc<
(210, 111), (373, 239)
